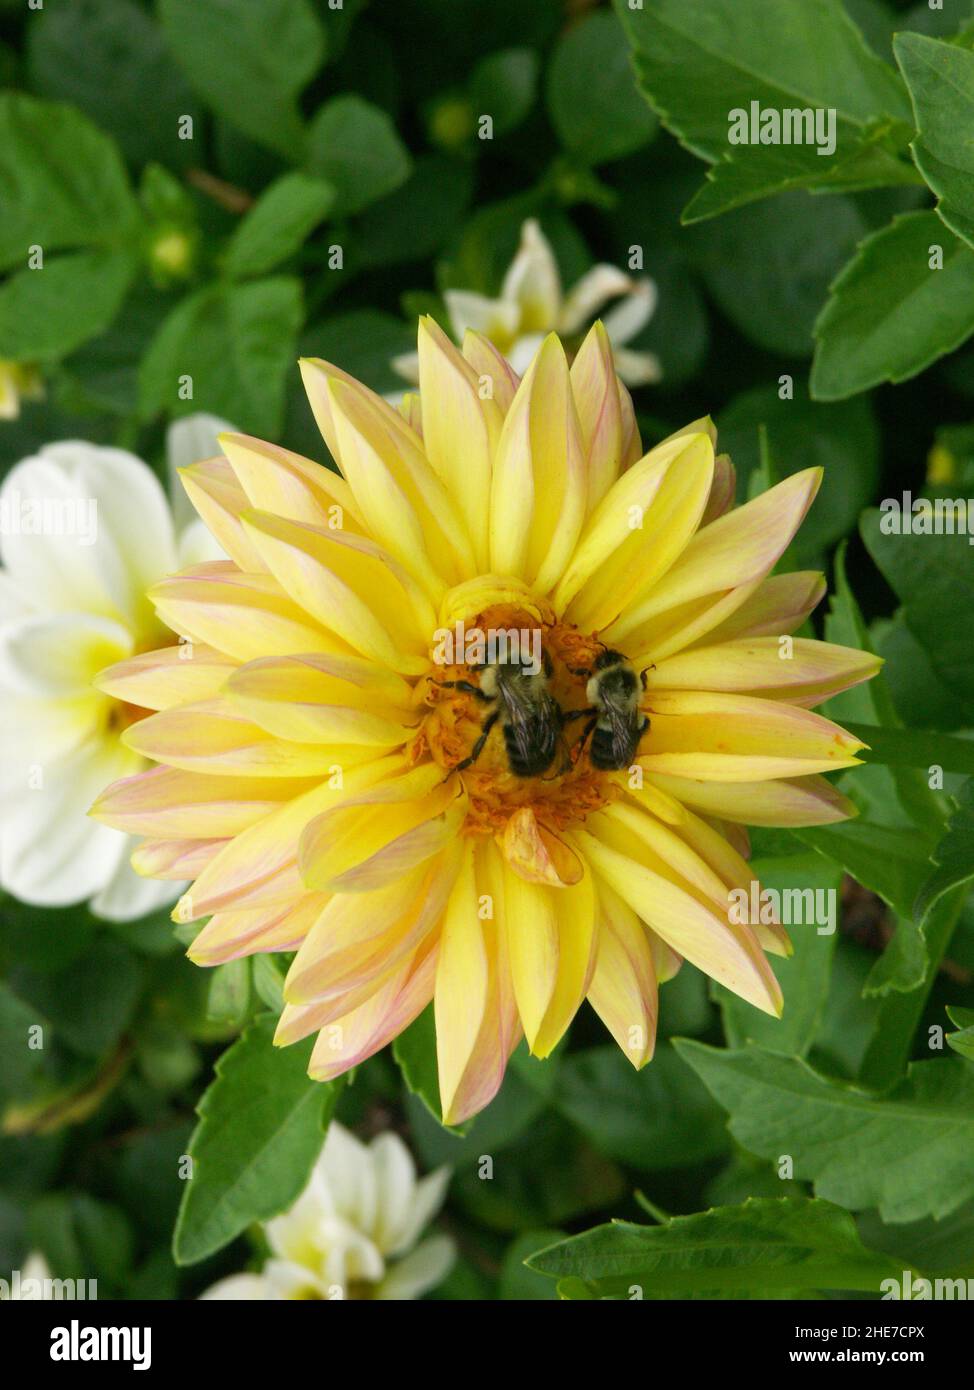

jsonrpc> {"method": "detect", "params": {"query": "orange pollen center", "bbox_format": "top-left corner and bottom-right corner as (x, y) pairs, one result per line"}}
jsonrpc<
(421, 605), (625, 837)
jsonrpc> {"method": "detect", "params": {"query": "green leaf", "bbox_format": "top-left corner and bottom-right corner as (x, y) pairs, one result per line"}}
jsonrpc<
(0, 983), (50, 1102)
(252, 954), (286, 1015)
(306, 95), (411, 217)
(405, 1054), (548, 1171)
(682, 117), (920, 224)
(30, 1193), (133, 1295)
(25, 0), (201, 169)
(528, 1196), (913, 1298)
(896, 33), (974, 250)
(352, 155), (474, 269)
(173, 1014), (342, 1264)
(947, 1005), (974, 1061)
(824, 541), (944, 837)
(677, 1041), (974, 1223)
(616, 0), (911, 165)
(547, 1044), (729, 1170)
(11, 936), (143, 1059)
(0, 92), (139, 268)
(717, 853), (841, 1056)
(0, 92), (138, 359)
(874, 611), (968, 732)
(811, 210), (974, 399)
(158, 0), (324, 158)
(224, 172), (334, 279)
(499, 1229), (565, 1300)
(547, 11), (657, 164)
(468, 48), (538, 137)
(915, 781), (974, 919)
(841, 723), (974, 777)
(858, 1194), (974, 1276)
(862, 504), (974, 705)
(0, 249), (136, 361)
(206, 958), (250, 1027)
(718, 386), (878, 557)
(688, 191), (866, 356)
(139, 276), (303, 435)
(795, 821), (930, 924)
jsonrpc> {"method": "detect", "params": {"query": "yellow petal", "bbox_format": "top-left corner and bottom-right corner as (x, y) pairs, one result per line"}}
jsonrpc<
(700, 453), (736, 526)
(190, 894), (326, 966)
(298, 768), (466, 891)
(178, 457), (269, 572)
(500, 805), (584, 885)
(618, 379), (642, 467)
(643, 770), (856, 826)
(328, 372), (451, 600)
(219, 432), (364, 532)
(437, 840), (521, 1124)
(95, 643), (236, 710)
(304, 941), (438, 1081)
(578, 827), (782, 1017)
(501, 857), (596, 1057)
(437, 575), (554, 630)
(596, 801), (731, 914)
(131, 837), (226, 879)
(300, 356), (476, 584)
(650, 637), (883, 707)
(610, 468), (822, 642)
(638, 690), (866, 780)
(569, 321), (623, 512)
(150, 564), (343, 662)
(684, 571), (826, 648)
(435, 842), (490, 1118)
(241, 510), (432, 674)
(461, 329), (519, 413)
(671, 806), (791, 957)
(175, 756), (401, 918)
(418, 316), (502, 571)
(122, 697), (374, 778)
(227, 653), (416, 746)
(586, 882), (657, 1067)
(90, 765), (319, 837)
(286, 847), (459, 1004)
(489, 333), (585, 591)
(557, 431), (715, 626)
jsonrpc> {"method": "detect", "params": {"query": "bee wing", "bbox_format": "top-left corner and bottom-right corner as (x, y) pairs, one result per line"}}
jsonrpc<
(506, 688), (559, 764)
(604, 691), (638, 763)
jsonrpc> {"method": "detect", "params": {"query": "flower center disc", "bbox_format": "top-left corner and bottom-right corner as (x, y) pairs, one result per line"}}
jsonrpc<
(422, 604), (618, 836)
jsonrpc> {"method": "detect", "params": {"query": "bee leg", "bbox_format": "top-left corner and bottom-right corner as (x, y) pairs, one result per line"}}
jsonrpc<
(639, 664), (655, 690)
(572, 714), (599, 765)
(436, 678), (493, 703)
(451, 709), (500, 775)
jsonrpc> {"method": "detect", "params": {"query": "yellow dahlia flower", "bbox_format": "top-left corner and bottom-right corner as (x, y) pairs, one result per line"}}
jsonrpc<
(91, 319), (878, 1124)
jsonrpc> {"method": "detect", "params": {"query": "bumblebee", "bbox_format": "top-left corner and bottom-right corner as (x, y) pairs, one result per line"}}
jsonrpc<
(567, 649), (649, 771)
(437, 653), (562, 778)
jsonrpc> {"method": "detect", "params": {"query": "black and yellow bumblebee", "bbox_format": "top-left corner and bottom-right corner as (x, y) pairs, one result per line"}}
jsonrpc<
(567, 649), (650, 771)
(437, 653), (563, 778)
